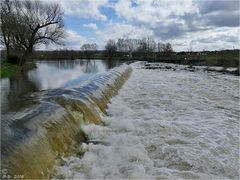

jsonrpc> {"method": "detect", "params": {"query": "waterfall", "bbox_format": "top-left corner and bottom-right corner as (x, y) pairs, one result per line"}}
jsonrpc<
(1, 64), (132, 179)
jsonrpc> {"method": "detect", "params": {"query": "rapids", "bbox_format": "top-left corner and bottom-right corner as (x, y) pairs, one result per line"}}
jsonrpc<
(54, 62), (239, 179)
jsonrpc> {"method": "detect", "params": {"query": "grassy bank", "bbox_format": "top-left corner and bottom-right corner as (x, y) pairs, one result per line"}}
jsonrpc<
(0, 62), (37, 78)
(204, 53), (239, 67)
(27, 49), (239, 67)
(1, 50), (238, 68)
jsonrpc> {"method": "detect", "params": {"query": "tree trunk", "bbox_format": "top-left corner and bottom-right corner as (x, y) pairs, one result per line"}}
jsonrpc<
(19, 54), (26, 67)
(19, 40), (34, 66)
(19, 50), (29, 67)
(6, 45), (10, 61)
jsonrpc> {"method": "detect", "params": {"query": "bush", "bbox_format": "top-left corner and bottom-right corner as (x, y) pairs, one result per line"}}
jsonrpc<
(7, 55), (21, 65)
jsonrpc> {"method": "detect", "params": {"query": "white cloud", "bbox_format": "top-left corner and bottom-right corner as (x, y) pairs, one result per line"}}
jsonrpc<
(98, 21), (153, 39)
(94, 21), (154, 49)
(41, 29), (87, 50)
(107, 0), (239, 51)
(43, 0), (108, 21)
(83, 23), (98, 30)
(57, 24), (239, 52)
(63, 29), (87, 49)
(62, 0), (108, 21)
(114, 0), (197, 27)
(16, 0), (240, 51)
(172, 27), (240, 51)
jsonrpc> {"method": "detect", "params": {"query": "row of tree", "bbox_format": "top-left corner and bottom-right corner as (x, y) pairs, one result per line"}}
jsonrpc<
(105, 38), (173, 60)
(80, 43), (98, 59)
(79, 38), (173, 60)
(0, 0), (65, 66)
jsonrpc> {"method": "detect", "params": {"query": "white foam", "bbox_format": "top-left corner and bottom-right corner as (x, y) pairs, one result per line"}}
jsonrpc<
(54, 62), (239, 179)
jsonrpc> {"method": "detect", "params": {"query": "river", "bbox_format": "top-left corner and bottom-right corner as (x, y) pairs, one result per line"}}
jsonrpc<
(54, 62), (239, 179)
(1, 59), (120, 113)
(1, 61), (239, 179)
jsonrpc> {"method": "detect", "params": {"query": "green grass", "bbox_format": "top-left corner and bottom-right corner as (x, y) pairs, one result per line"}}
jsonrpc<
(0, 62), (37, 78)
(152, 53), (239, 67)
(204, 54), (239, 67)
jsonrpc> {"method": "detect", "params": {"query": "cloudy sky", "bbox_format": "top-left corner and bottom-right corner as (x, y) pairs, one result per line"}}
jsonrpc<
(45, 0), (239, 51)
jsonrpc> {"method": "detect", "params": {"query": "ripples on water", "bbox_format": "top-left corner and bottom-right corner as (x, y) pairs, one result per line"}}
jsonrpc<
(0, 60), (129, 178)
(55, 62), (239, 179)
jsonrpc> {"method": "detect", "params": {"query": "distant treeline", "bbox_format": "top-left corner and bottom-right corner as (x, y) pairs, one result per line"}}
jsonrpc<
(33, 48), (240, 67)
(1, 48), (239, 67)
(1, 36), (239, 68)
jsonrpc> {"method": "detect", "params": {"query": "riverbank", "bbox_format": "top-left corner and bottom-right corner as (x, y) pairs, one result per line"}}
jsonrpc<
(32, 55), (239, 68)
(143, 62), (239, 76)
(24, 49), (239, 68)
(0, 62), (37, 78)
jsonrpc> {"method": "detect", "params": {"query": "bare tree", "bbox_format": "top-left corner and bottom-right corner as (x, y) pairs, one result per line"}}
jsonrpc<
(105, 39), (117, 60)
(116, 38), (138, 58)
(105, 38), (174, 60)
(136, 40), (147, 59)
(145, 37), (156, 53)
(157, 42), (165, 53)
(0, 0), (12, 59)
(81, 43), (98, 59)
(116, 39), (125, 52)
(164, 43), (173, 55)
(0, 0), (65, 66)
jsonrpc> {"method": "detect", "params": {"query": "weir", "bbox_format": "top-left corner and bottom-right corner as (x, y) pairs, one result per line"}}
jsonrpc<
(1, 64), (132, 179)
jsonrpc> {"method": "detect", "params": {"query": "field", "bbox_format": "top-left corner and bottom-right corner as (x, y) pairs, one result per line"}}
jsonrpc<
(0, 62), (36, 78)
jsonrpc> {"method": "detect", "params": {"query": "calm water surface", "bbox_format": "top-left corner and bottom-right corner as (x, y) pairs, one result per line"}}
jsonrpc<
(1, 59), (120, 113)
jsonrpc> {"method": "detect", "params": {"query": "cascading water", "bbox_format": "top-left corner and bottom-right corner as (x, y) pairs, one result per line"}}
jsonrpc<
(53, 62), (239, 179)
(1, 64), (132, 179)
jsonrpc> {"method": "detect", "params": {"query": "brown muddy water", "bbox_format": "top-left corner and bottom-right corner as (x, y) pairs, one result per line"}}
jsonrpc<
(0, 59), (131, 178)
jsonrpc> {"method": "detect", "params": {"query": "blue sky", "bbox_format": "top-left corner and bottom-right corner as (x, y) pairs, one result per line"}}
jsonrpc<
(45, 0), (239, 51)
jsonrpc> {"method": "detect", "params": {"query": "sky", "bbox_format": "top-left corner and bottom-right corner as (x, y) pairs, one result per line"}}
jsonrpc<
(43, 0), (239, 51)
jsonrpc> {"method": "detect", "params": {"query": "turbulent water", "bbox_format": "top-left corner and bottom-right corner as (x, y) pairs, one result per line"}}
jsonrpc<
(55, 62), (239, 179)
(1, 63), (131, 179)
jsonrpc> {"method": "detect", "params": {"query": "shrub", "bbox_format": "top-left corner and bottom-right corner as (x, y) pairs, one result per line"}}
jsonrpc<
(7, 55), (21, 65)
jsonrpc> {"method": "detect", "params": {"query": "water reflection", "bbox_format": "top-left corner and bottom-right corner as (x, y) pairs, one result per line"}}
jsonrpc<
(106, 59), (117, 69)
(28, 60), (107, 90)
(8, 72), (38, 111)
(0, 78), (10, 112)
(1, 72), (38, 113)
(1, 59), (121, 113)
